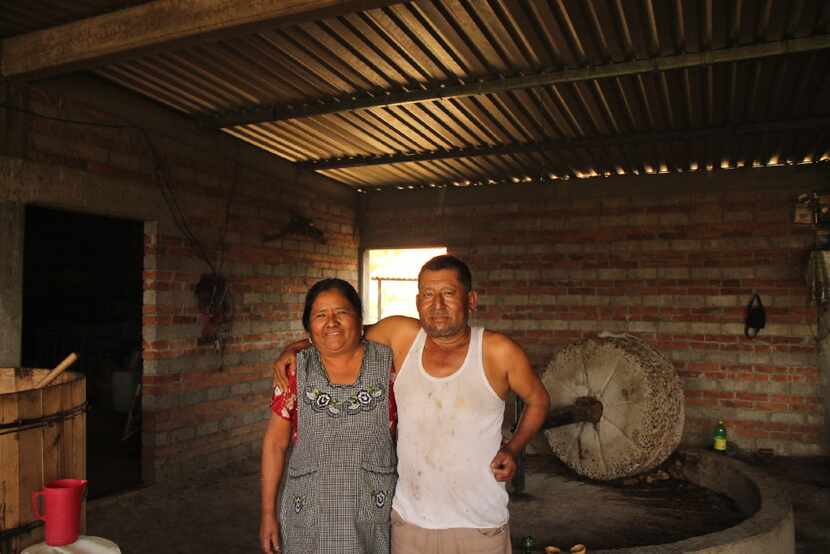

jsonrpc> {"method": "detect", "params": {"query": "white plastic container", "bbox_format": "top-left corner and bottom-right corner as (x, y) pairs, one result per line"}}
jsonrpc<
(22, 536), (121, 553)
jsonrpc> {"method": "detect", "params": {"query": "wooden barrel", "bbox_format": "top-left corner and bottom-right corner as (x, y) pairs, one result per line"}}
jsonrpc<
(0, 368), (86, 553)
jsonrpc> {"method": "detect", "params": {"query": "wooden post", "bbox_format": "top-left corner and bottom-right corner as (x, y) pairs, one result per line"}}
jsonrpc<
(543, 397), (604, 429)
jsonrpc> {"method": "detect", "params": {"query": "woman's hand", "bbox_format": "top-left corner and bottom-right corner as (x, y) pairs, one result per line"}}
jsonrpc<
(260, 513), (281, 553)
(261, 415), (291, 554)
(272, 338), (310, 390)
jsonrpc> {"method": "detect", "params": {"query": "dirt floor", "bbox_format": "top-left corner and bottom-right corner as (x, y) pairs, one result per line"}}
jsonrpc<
(84, 453), (830, 554)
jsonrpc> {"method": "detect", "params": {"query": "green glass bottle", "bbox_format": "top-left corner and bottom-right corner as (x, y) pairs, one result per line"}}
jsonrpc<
(713, 420), (727, 452)
(521, 535), (536, 553)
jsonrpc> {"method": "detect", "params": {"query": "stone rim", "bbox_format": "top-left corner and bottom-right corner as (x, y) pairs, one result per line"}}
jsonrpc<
(591, 449), (795, 554)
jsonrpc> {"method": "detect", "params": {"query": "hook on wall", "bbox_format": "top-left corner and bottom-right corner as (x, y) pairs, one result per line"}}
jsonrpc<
(745, 294), (766, 339)
(263, 213), (326, 244)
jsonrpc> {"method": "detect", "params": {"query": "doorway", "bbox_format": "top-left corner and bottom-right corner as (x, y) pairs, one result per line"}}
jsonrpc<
(21, 206), (144, 499)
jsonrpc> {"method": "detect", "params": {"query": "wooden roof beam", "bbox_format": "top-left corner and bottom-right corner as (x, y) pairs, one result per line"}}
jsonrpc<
(299, 117), (830, 170)
(205, 35), (830, 128)
(1, 0), (408, 79)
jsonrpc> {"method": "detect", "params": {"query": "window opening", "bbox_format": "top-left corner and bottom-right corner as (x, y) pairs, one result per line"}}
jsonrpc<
(363, 247), (446, 324)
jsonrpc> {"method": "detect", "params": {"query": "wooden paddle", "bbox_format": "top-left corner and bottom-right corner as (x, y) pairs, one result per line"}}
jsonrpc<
(35, 353), (79, 389)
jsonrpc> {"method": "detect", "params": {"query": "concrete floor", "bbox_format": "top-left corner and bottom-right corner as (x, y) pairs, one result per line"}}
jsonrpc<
(87, 406), (142, 500)
(761, 455), (830, 554)
(85, 454), (830, 554)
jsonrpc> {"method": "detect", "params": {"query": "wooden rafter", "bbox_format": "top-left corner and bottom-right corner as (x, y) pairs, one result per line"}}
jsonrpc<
(203, 35), (830, 128)
(299, 117), (830, 169)
(1, 0), (408, 79)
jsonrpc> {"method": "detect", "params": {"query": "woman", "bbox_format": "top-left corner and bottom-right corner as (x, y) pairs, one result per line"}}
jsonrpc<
(260, 278), (397, 554)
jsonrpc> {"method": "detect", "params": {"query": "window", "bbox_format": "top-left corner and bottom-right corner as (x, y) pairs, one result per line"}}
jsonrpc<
(363, 247), (446, 324)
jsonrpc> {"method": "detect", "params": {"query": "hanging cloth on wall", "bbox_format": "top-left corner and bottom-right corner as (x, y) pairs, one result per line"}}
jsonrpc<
(745, 294), (766, 338)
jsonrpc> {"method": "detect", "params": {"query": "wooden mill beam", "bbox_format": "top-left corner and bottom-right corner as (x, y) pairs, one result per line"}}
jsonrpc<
(0, 0), (408, 79)
(299, 117), (830, 169)
(206, 35), (830, 128)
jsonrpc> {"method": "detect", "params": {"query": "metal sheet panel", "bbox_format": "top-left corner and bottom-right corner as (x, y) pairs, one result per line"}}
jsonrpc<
(4, 0), (829, 188)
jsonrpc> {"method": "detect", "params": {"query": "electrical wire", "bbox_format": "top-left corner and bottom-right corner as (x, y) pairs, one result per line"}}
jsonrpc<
(136, 126), (217, 275)
(217, 144), (239, 275)
(0, 102), (130, 129)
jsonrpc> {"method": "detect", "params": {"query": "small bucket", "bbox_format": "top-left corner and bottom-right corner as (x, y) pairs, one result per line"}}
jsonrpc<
(31, 479), (88, 546)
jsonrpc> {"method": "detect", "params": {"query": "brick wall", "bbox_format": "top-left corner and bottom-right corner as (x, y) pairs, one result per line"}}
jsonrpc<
(361, 166), (828, 456)
(1, 77), (358, 481)
(4, 77), (827, 467)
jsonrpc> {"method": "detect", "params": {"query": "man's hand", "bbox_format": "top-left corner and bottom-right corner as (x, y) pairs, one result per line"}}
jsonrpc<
(484, 331), (550, 478)
(271, 338), (310, 390)
(259, 513), (281, 553)
(490, 446), (518, 482)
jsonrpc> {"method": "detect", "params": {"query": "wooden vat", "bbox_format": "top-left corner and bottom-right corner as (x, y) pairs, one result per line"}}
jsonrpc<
(0, 368), (86, 553)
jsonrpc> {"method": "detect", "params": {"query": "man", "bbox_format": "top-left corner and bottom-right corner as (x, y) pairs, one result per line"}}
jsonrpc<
(274, 255), (550, 553)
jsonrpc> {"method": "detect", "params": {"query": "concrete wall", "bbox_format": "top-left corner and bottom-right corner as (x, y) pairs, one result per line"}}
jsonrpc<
(0, 202), (23, 367)
(0, 77), (359, 481)
(361, 166), (828, 456)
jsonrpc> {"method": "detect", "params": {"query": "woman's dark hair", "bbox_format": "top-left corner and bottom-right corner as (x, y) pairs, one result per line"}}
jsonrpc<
(418, 255), (472, 293)
(302, 278), (363, 332)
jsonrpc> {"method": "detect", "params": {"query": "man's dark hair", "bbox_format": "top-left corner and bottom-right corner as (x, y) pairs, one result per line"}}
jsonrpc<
(418, 255), (473, 293)
(302, 278), (363, 332)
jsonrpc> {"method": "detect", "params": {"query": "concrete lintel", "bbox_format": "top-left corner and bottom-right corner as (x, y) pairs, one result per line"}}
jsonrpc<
(359, 164), (825, 250)
(0, 155), (167, 226)
(394, 164), (819, 204)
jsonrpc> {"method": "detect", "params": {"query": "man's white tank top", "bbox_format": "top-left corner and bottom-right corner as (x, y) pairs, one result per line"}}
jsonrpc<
(392, 326), (508, 529)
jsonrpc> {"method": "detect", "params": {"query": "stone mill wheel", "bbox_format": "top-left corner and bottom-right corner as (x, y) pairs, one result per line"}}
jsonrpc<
(541, 334), (684, 481)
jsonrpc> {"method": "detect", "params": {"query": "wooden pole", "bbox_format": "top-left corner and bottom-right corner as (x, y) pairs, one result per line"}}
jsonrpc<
(34, 353), (79, 389)
(543, 397), (603, 429)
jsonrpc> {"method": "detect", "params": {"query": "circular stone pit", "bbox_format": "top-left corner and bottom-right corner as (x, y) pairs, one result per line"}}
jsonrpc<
(509, 449), (794, 553)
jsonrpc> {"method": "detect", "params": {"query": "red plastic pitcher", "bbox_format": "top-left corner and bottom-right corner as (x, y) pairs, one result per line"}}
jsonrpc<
(31, 479), (88, 546)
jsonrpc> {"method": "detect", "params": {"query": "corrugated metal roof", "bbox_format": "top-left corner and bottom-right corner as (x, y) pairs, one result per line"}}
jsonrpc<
(6, 1), (830, 189)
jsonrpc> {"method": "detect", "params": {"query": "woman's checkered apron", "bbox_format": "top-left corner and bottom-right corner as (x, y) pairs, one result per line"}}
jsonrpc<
(280, 340), (397, 554)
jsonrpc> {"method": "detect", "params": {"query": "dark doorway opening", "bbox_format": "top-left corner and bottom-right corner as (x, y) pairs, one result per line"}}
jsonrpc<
(22, 206), (144, 499)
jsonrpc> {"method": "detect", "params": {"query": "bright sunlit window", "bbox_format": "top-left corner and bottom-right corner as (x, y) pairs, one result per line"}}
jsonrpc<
(363, 247), (446, 324)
